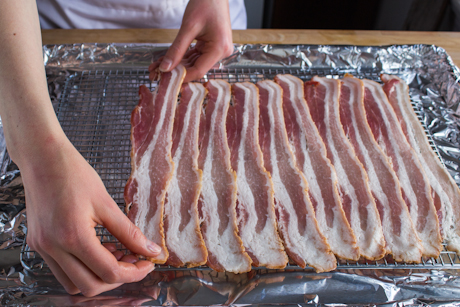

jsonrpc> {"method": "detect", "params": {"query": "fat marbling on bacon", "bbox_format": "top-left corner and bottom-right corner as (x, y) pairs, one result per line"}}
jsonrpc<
(257, 79), (336, 272)
(198, 79), (252, 273)
(275, 74), (359, 261)
(305, 77), (386, 261)
(124, 64), (186, 264)
(227, 82), (288, 269)
(340, 76), (422, 262)
(359, 77), (441, 258)
(164, 82), (208, 267)
(381, 74), (459, 253)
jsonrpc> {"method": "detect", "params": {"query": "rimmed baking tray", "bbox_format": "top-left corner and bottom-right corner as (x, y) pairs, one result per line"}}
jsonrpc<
(20, 66), (460, 273)
(7, 43), (460, 305)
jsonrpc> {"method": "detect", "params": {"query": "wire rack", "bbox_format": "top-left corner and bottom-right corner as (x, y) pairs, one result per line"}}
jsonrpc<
(20, 67), (460, 274)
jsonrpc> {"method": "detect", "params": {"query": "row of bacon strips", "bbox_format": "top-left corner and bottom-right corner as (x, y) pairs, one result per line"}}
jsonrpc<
(124, 64), (460, 273)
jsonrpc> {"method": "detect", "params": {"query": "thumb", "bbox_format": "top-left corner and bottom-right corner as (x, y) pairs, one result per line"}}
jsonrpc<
(98, 199), (162, 258)
(160, 27), (198, 72)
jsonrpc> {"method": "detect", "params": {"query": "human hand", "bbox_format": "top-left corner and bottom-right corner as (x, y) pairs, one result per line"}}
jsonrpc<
(148, 0), (234, 82)
(1, 1), (160, 297)
(24, 136), (161, 297)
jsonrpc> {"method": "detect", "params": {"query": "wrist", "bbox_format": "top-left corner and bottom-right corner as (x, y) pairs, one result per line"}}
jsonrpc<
(7, 126), (70, 174)
(0, 90), (69, 170)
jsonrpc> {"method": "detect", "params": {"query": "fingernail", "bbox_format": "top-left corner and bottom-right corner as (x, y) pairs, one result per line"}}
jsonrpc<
(147, 241), (162, 254)
(159, 58), (172, 72)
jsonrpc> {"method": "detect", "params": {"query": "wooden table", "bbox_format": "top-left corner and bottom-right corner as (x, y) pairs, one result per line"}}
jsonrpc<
(41, 29), (460, 67)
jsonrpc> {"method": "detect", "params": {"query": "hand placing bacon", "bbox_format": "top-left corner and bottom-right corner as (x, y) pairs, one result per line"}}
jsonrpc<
(148, 0), (234, 83)
(0, 1), (163, 298)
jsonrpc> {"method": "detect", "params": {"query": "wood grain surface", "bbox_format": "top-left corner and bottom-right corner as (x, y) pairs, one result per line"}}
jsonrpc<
(42, 29), (460, 67)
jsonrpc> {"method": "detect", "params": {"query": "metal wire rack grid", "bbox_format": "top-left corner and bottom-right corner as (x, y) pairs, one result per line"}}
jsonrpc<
(20, 67), (460, 274)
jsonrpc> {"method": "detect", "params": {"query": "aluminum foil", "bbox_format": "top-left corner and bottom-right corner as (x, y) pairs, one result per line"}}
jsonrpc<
(2, 43), (460, 306)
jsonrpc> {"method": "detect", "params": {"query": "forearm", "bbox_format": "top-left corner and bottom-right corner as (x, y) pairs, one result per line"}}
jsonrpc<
(0, 2), (163, 297)
(0, 1), (66, 170)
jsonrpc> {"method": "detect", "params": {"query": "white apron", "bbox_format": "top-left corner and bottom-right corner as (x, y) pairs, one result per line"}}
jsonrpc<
(37, 0), (247, 30)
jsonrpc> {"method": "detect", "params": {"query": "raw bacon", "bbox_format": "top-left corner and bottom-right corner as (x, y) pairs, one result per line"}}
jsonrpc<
(257, 79), (336, 272)
(382, 74), (460, 253)
(275, 74), (359, 261)
(227, 82), (288, 269)
(359, 77), (441, 257)
(164, 83), (208, 267)
(198, 79), (252, 273)
(124, 64), (186, 264)
(305, 77), (386, 261)
(340, 76), (422, 262)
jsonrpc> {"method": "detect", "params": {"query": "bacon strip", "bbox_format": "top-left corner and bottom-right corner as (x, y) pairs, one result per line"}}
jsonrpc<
(275, 74), (359, 261)
(257, 79), (336, 272)
(359, 77), (442, 258)
(305, 77), (386, 261)
(124, 65), (186, 264)
(382, 74), (459, 253)
(198, 79), (252, 273)
(227, 82), (288, 269)
(164, 83), (208, 267)
(340, 76), (422, 262)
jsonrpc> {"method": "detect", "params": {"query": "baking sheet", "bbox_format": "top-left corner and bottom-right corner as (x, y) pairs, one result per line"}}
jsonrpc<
(2, 43), (460, 305)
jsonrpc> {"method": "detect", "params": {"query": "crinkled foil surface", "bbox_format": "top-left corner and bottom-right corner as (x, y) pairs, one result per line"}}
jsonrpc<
(2, 43), (460, 306)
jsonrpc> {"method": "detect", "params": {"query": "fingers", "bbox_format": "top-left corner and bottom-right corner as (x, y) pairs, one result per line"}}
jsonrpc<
(70, 233), (155, 286)
(51, 238), (154, 297)
(148, 57), (163, 81)
(113, 250), (125, 261)
(120, 254), (140, 264)
(182, 49), (202, 69)
(148, 56), (163, 73)
(159, 26), (198, 72)
(41, 234), (153, 297)
(149, 49), (199, 81)
(182, 40), (233, 82)
(41, 253), (80, 295)
(150, 41), (234, 83)
(70, 296), (151, 306)
(54, 251), (124, 297)
(97, 199), (162, 258)
(183, 50), (222, 83)
(103, 243), (117, 252)
(103, 243), (124, 260)
(102, 243), (140, 263)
